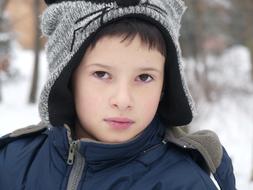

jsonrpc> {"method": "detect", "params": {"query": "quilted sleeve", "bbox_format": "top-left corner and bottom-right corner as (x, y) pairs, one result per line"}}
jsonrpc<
(213, 147), (236, 190)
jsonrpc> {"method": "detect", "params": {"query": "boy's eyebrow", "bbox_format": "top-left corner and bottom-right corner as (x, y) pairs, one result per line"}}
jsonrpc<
(137, 67), (162, 74)
(85, 63), (112, 69)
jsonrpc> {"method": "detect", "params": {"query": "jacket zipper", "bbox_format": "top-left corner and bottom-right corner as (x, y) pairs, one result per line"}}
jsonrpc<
(66, 141), (85, 190)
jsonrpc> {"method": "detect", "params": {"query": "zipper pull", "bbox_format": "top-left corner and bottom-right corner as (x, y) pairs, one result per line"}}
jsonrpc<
(67, 141), (78, 165)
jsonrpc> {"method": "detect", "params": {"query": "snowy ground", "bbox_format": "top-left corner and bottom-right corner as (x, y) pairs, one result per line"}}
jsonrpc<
(0, 43), (47, 134)
(0, 44), (253, 189)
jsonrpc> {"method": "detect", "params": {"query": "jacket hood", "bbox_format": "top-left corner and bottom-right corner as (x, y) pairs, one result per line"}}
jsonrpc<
(39, 0), (197, 127)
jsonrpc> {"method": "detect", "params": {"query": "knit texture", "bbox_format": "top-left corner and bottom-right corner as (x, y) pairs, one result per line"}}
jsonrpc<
(39, 0), (197, 126)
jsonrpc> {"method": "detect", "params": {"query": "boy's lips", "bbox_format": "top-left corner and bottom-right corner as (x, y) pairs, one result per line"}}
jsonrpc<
(104, 117), (135, 123)
(104, 117), (135, 130)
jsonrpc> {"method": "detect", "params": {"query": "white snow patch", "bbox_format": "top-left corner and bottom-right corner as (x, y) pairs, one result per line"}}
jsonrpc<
(0, 42), (47, 135)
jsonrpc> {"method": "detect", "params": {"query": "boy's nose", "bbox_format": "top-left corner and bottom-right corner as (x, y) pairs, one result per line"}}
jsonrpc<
(109, 84), (133, 111)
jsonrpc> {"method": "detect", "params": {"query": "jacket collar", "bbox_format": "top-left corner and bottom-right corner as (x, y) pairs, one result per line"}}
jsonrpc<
(50, 116), (165, 171)
(3, 120), (223, 174)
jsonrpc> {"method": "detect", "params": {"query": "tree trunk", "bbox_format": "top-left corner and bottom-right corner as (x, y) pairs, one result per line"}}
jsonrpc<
(247, 48), (253, 83)
(0, 72), (2, 102)
(29, 0), (41, 103)
(250, 49), (253, 82)
(0, 0), (9, 16)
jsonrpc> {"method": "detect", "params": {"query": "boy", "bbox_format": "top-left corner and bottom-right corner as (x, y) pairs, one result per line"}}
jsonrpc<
(0, 0), (236, 189)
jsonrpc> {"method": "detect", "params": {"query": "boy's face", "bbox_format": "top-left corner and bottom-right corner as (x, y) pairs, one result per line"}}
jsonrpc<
(73, 35), (165, 143)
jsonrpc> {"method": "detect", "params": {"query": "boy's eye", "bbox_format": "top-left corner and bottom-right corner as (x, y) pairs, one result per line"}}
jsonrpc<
(137, 74), (154, 83)
(93, 71), (110, 79)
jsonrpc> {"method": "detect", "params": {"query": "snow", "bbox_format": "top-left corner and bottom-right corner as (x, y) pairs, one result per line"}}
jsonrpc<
(191, 96), (253, 189)
(206, 46), (252, 91)
(0, 43), (253, 189)
(0, 43), (47, 134)
(0, 32), (11, 42)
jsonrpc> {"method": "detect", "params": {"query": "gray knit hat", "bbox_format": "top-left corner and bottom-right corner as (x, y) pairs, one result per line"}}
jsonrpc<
(39, 0), (196, 127)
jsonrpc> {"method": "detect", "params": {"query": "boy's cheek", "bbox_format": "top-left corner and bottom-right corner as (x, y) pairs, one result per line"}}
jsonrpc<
(136, 95), (160, 115)
(77, 94), (102, 110)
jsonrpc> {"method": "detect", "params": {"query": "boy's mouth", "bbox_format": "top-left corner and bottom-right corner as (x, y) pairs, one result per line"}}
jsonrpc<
(104, 117), (135, 130)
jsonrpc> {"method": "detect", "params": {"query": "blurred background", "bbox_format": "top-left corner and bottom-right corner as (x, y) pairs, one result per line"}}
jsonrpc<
(0, 0), (252, 189)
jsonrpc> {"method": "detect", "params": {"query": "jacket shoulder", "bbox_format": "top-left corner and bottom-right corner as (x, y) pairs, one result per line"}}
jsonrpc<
(165, 127), (236, 190)
(0, 122), (51, 188)
(165, 127), (222, 173)
(0, 122), (49, 149)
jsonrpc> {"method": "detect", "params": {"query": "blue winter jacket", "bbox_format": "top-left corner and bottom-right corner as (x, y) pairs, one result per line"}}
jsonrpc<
(0, 118), (236, 190)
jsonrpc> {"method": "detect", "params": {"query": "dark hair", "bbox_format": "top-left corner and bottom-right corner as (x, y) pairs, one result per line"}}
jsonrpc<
(87, 18), (167, 57)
